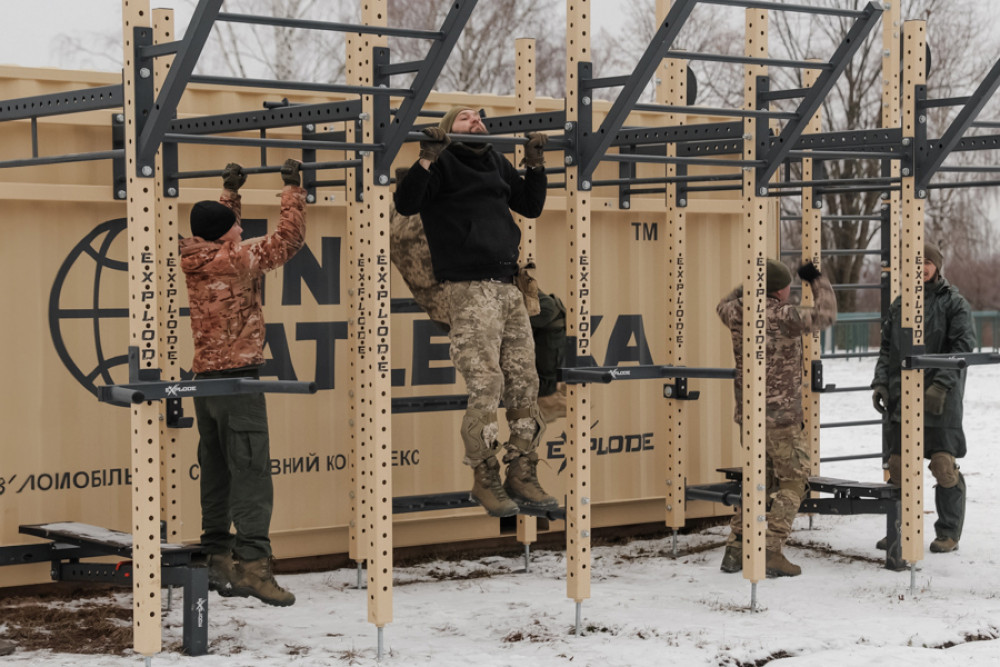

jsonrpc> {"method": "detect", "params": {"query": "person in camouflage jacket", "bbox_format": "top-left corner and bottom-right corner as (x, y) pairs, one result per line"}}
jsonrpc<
(180, 159), (305, 607)
(393, 106), (553, 518)
(871, 242), (974, 554)
(717, 259), (837, 577)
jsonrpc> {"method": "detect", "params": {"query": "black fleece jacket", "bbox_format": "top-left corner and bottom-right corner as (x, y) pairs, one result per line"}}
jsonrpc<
(393, 143), (547, 282)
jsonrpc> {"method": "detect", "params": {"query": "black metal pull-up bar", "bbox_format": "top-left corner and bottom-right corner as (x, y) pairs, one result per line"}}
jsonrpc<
(163, 132), (380, 152)
(187, 75), (414, 98)
(699, 0), (872, 18)
(903, 351), (1000, 370)
(171, 159), (362, 182)
(562, 365), (736, 385)
(98, 377), (317, 407)
(216, 12), (445, 40)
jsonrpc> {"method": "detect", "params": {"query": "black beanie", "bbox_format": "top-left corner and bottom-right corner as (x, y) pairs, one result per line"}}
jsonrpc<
(766, 259), (792, 293)
(190, 201), (236, 241)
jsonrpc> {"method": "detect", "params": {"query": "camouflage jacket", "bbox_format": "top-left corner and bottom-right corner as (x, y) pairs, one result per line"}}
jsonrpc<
(180, 187), (306, 373)
(717, 274), (837, 427)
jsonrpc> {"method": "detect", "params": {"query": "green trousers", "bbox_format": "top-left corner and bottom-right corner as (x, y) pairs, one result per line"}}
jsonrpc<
(194, 368), (273, 562)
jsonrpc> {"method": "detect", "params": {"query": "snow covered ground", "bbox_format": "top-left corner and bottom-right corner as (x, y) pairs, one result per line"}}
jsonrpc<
(3, 357), (1000, 666)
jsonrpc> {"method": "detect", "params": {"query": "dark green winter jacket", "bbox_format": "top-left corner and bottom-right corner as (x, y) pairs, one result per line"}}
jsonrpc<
(872, 276), (975, 452)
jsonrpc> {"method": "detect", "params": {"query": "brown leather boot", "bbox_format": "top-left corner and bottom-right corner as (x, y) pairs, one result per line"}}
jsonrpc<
(765, 550), (802, 578)
(503, 450), (558, 512)
(930, 537), (959, 553)
(470, 457), (519, 517)
(207, 552), (238, 597)
(231, 558), (296, 607)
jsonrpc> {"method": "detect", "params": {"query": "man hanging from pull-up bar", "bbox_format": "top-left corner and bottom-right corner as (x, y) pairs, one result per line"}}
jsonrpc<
(180, 158), (305, 606)
(393, 107), (555, 518)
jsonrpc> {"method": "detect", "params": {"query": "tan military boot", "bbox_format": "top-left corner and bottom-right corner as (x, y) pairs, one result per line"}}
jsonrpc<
(503, 450), (558, 512)
(720, 544), (742, 573)
(231, 558), (296, 607)
(207, 552), (238, 597)
(470, 457), (519, 517)
(765, 550), (801, 578)
(930, 537), (959, 553)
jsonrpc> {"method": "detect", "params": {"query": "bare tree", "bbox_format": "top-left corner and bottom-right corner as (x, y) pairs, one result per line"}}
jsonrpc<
(769, 0), (1000, 314)
(612, 0), (1000, 315)
(386, 0), (561, 96)
(197, 0), (355, 82)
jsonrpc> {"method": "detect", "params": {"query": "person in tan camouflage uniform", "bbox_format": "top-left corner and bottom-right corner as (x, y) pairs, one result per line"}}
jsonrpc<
(393, 106), (554, 517)
(180, 159), (305, 606)
(716, 259), (837, 577)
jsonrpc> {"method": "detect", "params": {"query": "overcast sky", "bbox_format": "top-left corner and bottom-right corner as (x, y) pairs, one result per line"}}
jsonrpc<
(0, 1), (627, 71)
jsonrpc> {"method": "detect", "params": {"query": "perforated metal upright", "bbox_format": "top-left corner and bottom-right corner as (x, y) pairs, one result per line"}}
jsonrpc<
(882, 0), (902, 304)
(800, 64), (823, 479)
(564, 0), (593, 619)
(514, 37), (540, 552)
(899, 19), (927, 568)
(121, 0), (164, 656)
(152, 7), (184, 549)
(739, 7), (768, 585)
(360, 0), (394, 638)
(660, 0), (689, 532)
(346, 28), (371, 590)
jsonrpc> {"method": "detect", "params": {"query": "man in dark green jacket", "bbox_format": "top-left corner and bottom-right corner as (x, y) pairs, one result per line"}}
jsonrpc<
(871, 242), (975, 553)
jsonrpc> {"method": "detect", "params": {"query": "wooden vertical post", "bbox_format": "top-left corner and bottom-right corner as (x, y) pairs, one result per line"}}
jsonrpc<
(883, 0), (902, 302)
(741, 8), (768, 584)
(564, 0), (592, 606)
(659, 0), (688, 531)
(121, 0), (162, 655)
(515, 37), (539, 550)
(801, 65), (823, 479)
(358, 0), (393, 631)
(152, 7), (183, 547)
(900, 19), (927, 566)
(346, 31), (369, 577)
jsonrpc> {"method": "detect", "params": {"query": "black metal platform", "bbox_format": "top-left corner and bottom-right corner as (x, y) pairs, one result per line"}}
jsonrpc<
(687, 467), (904, 570)
(4, 523), (209, 655)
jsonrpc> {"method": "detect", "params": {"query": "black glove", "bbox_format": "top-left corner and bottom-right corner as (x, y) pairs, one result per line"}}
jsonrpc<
(280, 158), (302, 187)
(872, 385), (889, 414)
(521, 132), (548, 169)
(222, 162), (246, 192)
(419, 127), (450, 163)
(925, 383), (948, 416)
(797, 261), (821, 282)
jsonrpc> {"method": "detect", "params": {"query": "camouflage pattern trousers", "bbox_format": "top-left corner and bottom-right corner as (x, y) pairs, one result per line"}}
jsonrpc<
(447, 279), (539, 415)
(729, 424), (811, 551)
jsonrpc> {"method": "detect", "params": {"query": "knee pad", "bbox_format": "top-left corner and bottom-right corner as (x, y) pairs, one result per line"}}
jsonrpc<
(929, 451), (960, 488)
(505, 404), (546, 452)
(460, 409), (499, 466)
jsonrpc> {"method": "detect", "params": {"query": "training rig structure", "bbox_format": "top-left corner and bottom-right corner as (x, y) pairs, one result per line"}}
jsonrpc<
(4, 0), (1000, 659)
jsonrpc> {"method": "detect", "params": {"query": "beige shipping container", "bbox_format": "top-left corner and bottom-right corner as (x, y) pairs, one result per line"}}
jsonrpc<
(0, 66), (775, 588)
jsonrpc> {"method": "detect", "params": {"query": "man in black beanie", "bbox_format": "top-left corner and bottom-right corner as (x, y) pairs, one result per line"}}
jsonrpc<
(717, 259), (837, 577)
(394, 107), (554, 518)
(180, 159), (306, 606)
(872, 241), (975, 553)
